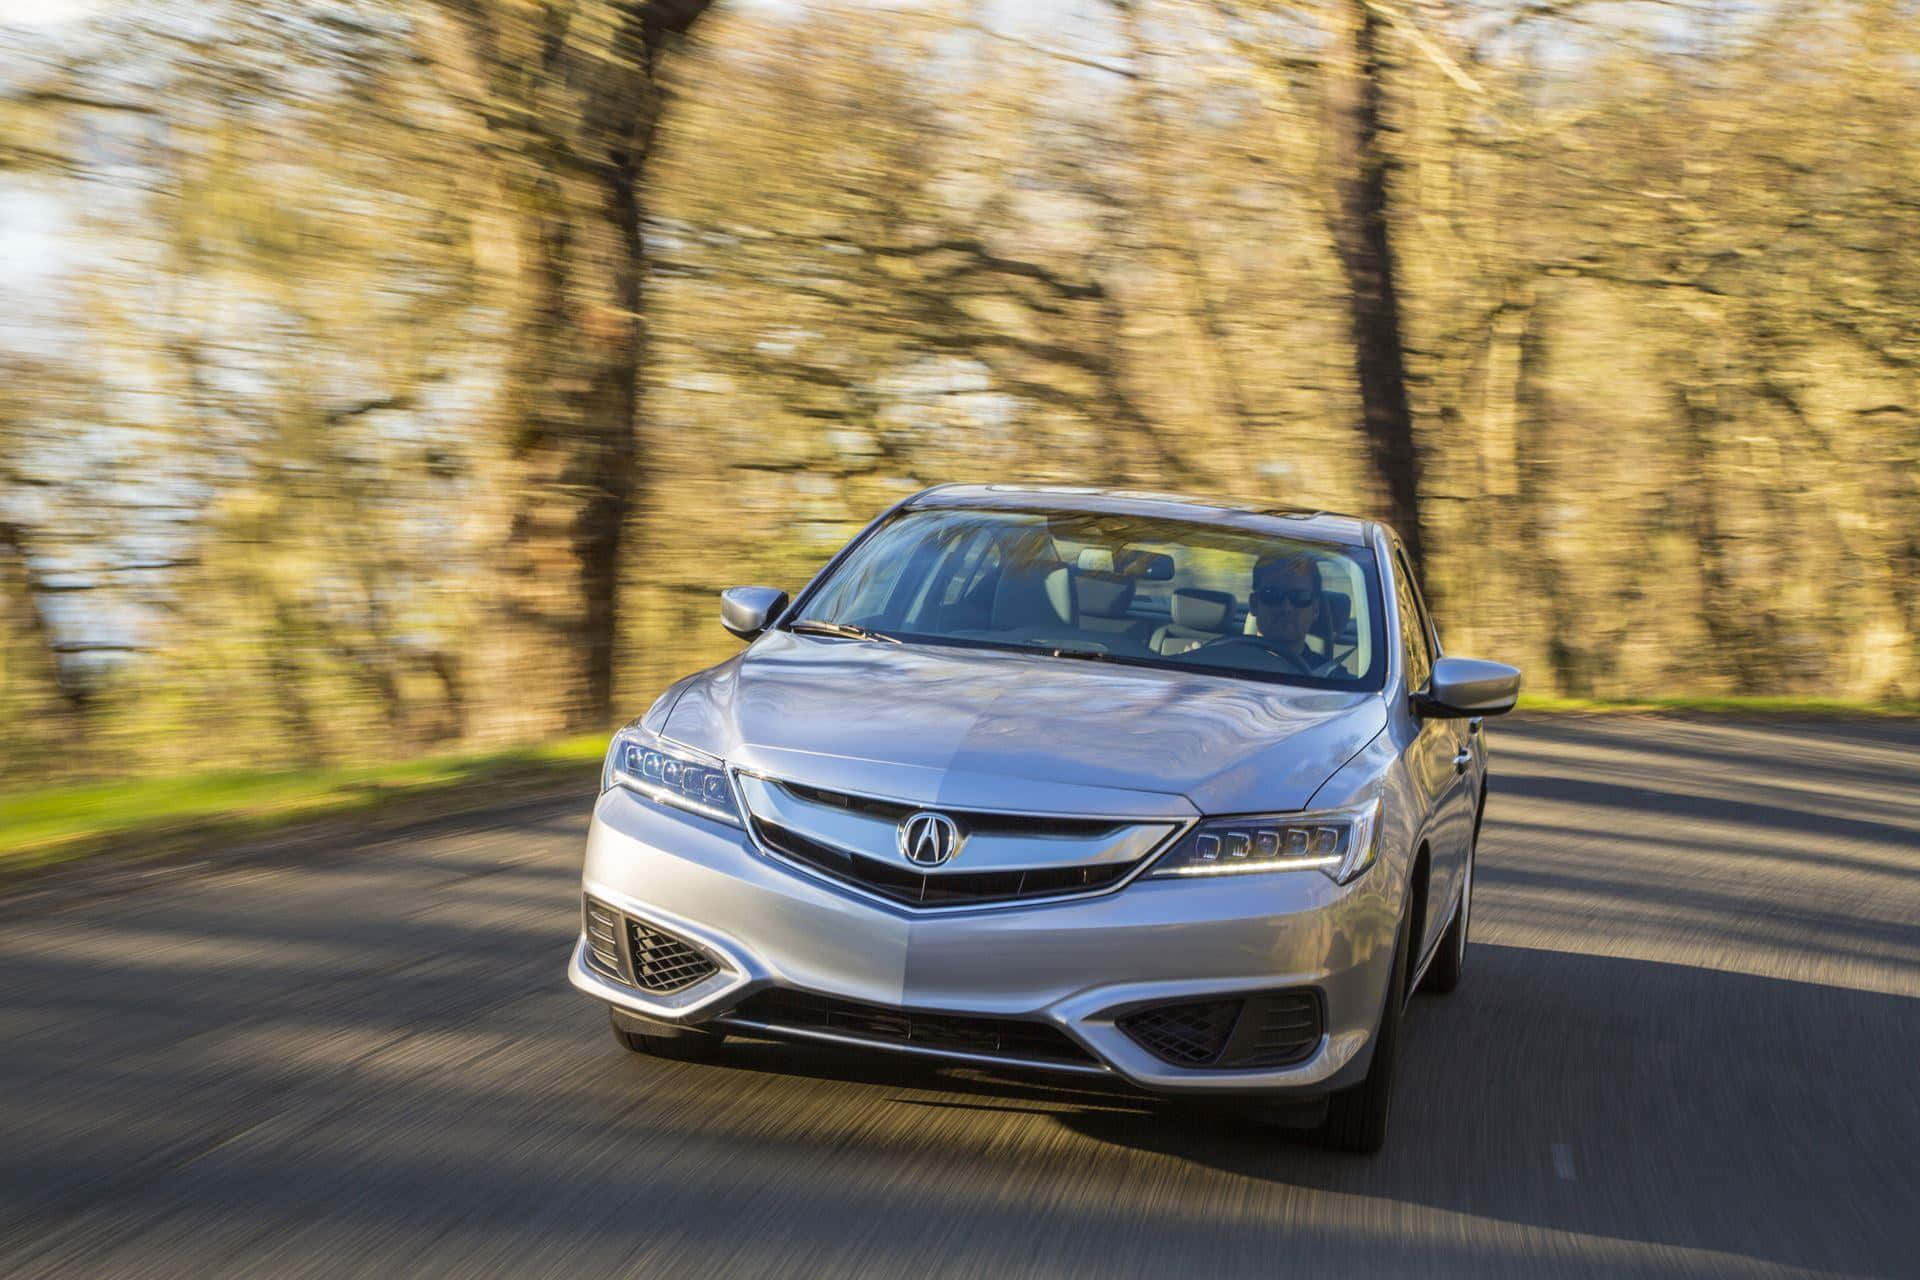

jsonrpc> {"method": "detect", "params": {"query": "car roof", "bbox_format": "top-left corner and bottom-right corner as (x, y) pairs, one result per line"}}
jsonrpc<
(903, 484), (1378, 548)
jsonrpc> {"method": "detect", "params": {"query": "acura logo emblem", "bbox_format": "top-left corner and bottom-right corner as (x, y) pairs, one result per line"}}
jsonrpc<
(898, 811), (963, 867)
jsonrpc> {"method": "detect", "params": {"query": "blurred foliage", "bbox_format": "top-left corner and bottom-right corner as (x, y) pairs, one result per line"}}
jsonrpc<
(0, 733), (607, 873)
(0, 0), (1916, 787)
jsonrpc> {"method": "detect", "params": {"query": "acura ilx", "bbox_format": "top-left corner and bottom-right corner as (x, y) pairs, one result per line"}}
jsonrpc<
(570, 485), (1521, 1151)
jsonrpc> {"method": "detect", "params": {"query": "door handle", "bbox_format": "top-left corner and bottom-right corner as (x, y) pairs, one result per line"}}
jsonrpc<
(1452, 747), (1473, 774)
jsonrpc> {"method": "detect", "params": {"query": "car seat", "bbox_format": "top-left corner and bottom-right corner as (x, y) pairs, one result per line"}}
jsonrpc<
(1075, 570), (1155, 648)
(1151, 588), (1236, 655)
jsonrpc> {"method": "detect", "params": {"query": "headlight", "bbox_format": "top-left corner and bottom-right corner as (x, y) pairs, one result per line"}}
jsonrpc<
(601, 727), (743, 828)
(1147, 798), (1380, 884)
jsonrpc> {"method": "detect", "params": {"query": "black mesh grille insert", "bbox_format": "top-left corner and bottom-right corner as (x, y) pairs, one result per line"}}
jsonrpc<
(754, 821), (1136, 908)
(725, 988), (1099, 1066)
(582, 896), (720, 994)
(627, 920), (719, 993)
(1118, 991), (1323, 1069)
(1119, 1000), (1241, 1065)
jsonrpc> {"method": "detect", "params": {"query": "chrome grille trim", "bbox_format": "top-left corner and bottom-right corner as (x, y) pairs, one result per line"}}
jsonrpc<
(732, 771), (1191, 912)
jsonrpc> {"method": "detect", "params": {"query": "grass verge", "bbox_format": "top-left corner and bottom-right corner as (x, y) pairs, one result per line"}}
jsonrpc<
(1514, 694), (1920, 716)
(0, 734), (609, 881)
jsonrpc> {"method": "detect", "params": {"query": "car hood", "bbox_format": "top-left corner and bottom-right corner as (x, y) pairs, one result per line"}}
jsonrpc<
(661, 632), (1385, 818)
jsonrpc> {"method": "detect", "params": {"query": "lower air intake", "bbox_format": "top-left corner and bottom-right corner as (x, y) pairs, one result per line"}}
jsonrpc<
(724, 988), (1099, 1067)
(627, 920), (719, 993)
(1118, 1000), (1240, 1066)
(1118, 991), (1323, 1069)
(583, 898), (625, 982)
(581, 896), (721, 994)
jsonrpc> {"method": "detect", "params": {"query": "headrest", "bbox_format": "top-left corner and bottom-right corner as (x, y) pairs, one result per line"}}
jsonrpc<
(1170, 587), (1234, 632)
(991, 561), (1075, 628)
(1323, 589), (1351, 632)
(1042, 567), (1074, 623)
(1076, 570), (1135, 619)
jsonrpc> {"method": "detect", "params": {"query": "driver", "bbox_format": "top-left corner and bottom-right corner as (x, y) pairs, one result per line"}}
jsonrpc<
(1249, 553), (1327, 674)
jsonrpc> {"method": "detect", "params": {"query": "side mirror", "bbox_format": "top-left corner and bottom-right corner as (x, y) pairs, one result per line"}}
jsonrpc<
(720, 585), (789, 640)
(1417, 656), (1522, 718)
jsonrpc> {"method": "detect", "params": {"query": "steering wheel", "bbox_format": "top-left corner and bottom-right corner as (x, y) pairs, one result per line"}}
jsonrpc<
(1190, 633), (1359, 679)
(1193, 633), (1322, 676)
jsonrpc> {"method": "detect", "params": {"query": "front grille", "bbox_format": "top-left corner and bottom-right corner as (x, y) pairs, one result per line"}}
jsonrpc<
(754, 820), (1137, 908)
(1119, 991), (1323, 1069)
(724, 988), (1100, 1067)
(581, 896), (720, 994)
(777, 781), (1122, 839)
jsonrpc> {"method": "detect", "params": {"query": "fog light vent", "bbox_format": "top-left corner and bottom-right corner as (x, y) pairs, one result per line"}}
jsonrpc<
(627, 919), (719, 993)
(582, 897), (720, 994)
(1119, 999), (1241, 1065)
(583, 897), (625, 981)
(1118, 991), (1322, 1069)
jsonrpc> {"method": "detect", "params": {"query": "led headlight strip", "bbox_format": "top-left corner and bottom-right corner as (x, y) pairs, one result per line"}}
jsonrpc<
(602, 728), (743, 827)
(1148, 798), (1380, 884)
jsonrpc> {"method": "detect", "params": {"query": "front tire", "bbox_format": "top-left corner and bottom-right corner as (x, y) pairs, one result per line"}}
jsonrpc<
(609, 1007), (728, 1062)
(1321, 916), (1410, 1154)
(1423, 849), (1472, 995)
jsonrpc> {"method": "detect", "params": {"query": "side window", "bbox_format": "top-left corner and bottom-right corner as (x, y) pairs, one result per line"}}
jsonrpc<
(1399, 549), (1441, 658)
(1392, 550), (1434, 692)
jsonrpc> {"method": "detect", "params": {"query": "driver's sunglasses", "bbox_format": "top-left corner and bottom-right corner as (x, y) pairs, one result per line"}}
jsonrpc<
(1255, 584), (1319, 609)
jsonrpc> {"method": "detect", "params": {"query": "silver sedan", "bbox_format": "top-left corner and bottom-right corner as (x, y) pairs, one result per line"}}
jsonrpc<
(571, 485), (1520, 1152)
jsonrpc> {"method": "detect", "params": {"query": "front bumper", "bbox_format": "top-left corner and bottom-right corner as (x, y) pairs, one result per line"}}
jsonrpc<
(570, 788), (1401, 1096)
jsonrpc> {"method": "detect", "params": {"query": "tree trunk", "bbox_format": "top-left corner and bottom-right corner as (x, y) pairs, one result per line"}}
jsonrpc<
(1672, 377), (1771, 694)
(0, 521), (80, 715)
(452, 1), (711, 738)
(1509, 289), (1586, 696)
(1119, 3), (1253, 468)
(1323, 0), (1427, 573)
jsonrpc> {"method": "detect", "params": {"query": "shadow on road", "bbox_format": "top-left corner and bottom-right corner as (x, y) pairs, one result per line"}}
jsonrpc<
(708, 941), (1918, 1275)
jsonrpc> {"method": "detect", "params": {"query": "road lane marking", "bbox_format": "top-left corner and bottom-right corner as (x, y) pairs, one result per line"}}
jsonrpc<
(1553, 1142), (1577, 1181)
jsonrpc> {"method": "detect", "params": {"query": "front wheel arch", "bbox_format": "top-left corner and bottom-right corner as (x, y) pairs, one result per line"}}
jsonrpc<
(1422, 792), (1482, 994)
(1405, 841), (1431, 978)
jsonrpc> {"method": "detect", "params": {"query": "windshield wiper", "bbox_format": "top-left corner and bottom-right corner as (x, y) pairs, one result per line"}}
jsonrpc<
(788, 619), (902, 644)
(1036, 645), (1115, 663)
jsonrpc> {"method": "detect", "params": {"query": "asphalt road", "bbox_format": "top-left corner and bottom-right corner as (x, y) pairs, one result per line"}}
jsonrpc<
(3, 715), (1917, 1278)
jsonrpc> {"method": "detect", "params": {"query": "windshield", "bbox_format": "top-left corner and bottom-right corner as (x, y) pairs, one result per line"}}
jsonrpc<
(790, 507), (1386, 690)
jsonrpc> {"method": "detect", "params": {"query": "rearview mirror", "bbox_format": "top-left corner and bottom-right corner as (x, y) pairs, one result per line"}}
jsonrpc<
(1417, 657), (1522, 718)
(720, 585), (789, 640)
(1114, 549), (1175, 581)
